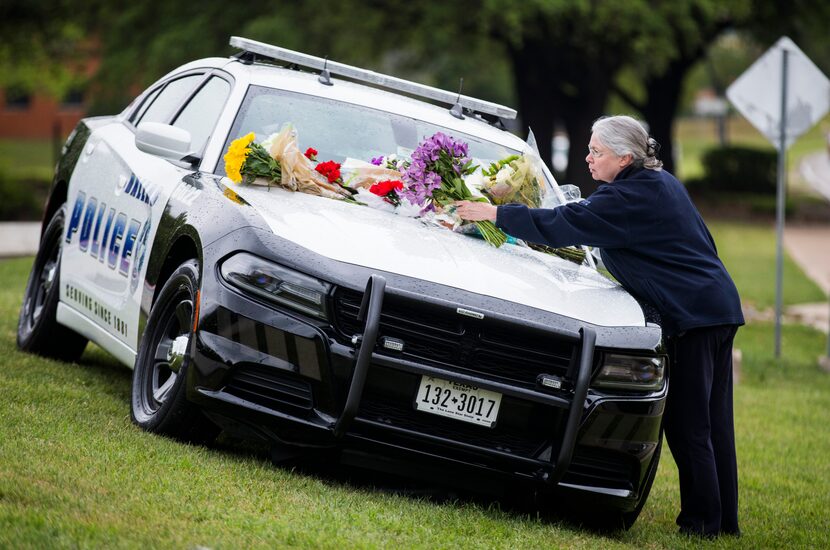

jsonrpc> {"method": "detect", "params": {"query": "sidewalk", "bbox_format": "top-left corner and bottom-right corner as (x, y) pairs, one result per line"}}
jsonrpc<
(790, 152), (830, 336)
(0, 222), (41, 259)
(799, 151), (830, 202)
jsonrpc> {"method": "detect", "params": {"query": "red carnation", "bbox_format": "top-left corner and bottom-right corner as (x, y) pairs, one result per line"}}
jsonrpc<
(304, 147), (318, 161)
(315, 160), (341, 183)
(369, 179), (404, 197)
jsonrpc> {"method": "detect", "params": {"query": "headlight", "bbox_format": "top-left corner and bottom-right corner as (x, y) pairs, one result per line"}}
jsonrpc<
(220, 252), (331, 320)
(593, 354), (665, 391)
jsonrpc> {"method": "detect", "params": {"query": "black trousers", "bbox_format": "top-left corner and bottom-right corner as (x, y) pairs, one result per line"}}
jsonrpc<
(663, 324), (740, 536)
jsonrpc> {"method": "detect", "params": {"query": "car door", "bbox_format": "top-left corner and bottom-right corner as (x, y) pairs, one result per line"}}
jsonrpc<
(61, 71), (232, 364)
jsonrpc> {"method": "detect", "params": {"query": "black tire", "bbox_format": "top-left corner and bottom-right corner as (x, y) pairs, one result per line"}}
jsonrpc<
(571, 438), (663, 532)
(130, 259), (218, 444)
(17, 205), (88, 361)
(621, 436), (663, 530)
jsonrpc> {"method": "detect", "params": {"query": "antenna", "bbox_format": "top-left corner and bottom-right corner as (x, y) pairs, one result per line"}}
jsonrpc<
(318, 56), (333, 86)
(450, 77), (464, 119)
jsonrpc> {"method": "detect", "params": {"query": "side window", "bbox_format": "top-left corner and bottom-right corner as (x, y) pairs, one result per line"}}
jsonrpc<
(130, 86), (162, 125)
(134, 74), (204, 126)
(172, 76), (231, 154)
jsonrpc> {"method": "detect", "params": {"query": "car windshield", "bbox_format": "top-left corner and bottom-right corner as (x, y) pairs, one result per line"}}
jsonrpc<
(218, 85), (562, 203)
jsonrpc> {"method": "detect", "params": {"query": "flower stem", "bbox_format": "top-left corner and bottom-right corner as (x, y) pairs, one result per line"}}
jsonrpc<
(476, 220), (508, 247)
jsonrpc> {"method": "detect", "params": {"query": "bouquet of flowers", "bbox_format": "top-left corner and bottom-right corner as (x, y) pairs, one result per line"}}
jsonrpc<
(402, 132), (507, 247)
(481, 153), (543, 208)
(222, 127), (352, 200)
(223, 132), (282, 186)
(340, 156), (406, 192)
(480, 151), (586, 264)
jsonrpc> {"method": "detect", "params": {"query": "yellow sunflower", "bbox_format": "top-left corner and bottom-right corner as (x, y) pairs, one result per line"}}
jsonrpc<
(223, 132), (256, 183)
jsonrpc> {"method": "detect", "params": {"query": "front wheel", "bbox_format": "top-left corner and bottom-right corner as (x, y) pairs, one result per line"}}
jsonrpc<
(130, 259), (218, 443)
(621, 436), (663, 529)
(17, 205), (88, 361)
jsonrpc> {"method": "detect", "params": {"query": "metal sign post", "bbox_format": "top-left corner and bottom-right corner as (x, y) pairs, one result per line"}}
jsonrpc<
(727, 37), (830, 359)
(773, 49), (788, 358)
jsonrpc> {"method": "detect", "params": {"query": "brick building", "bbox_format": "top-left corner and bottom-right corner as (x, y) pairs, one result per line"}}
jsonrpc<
(0, 47), (99, 140)
(0, 89), (86, 139)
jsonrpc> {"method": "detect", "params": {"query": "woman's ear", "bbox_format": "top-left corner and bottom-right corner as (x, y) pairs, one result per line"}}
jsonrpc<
(619, 153), (634, 168)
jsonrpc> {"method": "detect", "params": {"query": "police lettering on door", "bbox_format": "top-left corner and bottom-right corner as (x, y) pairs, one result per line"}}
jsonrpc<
(65, 184), (150, 290)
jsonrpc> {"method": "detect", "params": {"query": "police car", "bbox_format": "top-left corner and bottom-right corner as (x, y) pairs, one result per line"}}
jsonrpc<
(17, 37), (667, 529)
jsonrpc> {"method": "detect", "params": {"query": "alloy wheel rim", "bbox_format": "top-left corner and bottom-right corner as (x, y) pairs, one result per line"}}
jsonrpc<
(146, 295), (192, 411)
(26, 231), (60, 330)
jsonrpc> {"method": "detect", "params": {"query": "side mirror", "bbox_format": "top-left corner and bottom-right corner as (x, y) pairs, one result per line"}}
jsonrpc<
(135, 122), (192, 161)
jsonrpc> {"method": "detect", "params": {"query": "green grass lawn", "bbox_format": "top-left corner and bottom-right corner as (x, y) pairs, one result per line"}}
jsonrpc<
(709, 221), (826, 309)
(2, 220), (830, 548)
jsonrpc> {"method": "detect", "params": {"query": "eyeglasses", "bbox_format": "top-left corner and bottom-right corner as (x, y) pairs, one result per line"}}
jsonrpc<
(587, 146), (607, 159)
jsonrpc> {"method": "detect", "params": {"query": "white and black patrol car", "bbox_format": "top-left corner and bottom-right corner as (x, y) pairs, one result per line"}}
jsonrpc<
(18, 37), (667, 529)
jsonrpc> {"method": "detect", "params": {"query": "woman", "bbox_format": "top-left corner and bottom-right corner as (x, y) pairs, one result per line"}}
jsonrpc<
(456, 115), (744, 537)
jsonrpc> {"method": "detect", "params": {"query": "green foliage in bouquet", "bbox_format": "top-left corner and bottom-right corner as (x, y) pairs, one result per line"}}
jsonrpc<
(223, 132), (282, 186)
(240, 142), (283, 186)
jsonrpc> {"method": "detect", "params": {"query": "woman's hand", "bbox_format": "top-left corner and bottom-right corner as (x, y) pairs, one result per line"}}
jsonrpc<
(454, 200), (497, 222)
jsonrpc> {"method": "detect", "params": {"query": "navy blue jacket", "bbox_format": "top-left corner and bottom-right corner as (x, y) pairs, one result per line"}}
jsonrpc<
(496, 165), (744, 336)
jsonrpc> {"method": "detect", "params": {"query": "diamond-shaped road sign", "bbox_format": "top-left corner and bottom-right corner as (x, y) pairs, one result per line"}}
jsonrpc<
(727, 36), (830, 149)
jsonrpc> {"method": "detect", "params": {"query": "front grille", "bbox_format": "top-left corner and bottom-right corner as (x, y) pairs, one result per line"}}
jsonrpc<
(224, 364), (313, 413)
(353, 367), (565, 461)
(563, 447), (636, 490)
(333, 288), (577, 389)
(356, 397), (546, 457)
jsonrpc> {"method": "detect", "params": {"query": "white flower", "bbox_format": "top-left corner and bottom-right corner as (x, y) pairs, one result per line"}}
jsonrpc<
(462, 170), (486, 198)
(495, 164), (515, 185)
(260, 133), (280, 155)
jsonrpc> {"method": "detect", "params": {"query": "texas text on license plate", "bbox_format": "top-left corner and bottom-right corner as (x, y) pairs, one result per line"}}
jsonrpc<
(415, 376), (503, 427)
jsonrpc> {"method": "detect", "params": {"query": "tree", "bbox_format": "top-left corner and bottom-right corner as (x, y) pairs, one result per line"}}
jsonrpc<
(479, 1), (676, 194)
(0, 0), (99, 99)
(351, 1), (658, 194)
(8, 0), (829, 196)
(612, 2), (748, 175)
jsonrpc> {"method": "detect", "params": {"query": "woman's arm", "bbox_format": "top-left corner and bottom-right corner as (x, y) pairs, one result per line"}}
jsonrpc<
(454, 201), (497, 221)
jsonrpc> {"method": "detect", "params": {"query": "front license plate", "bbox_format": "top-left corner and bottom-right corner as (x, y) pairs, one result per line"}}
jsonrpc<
(415, 376), (502, 427)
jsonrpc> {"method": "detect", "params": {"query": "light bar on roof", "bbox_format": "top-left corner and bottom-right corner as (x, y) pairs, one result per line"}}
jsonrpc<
(229, 36), (518, 121)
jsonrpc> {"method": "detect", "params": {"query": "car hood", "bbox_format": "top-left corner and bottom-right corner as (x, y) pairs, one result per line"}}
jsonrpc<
(229, 184), (646, 328)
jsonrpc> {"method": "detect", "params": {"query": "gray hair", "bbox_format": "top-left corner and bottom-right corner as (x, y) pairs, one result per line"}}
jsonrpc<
(591, 115), (663, 171)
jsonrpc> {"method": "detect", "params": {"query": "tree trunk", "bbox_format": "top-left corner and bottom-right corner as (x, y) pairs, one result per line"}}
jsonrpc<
(560, 79), (611, 197)
(640, 64), (687, 177)
(506, 43), (556, 174)
(506, 39), (616, 197)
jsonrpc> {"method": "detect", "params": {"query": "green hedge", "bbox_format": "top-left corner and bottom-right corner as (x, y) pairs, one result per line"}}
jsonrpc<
(0, 164), (49, 220)
(689, 146), (778, 195)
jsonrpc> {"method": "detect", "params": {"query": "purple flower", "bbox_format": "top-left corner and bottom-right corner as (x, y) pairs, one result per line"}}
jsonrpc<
(400, 132), (475, 207)
(370, 156), (384, 166)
